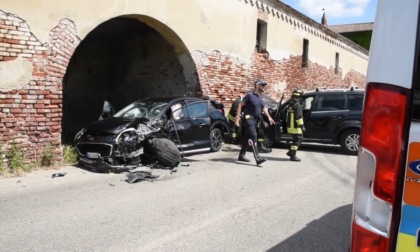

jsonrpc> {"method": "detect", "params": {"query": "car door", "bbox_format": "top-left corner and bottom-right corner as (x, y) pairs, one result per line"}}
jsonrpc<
(305, 93), (349, 140)
(166, 100), (210, 152)
(184, 100), (211, 149)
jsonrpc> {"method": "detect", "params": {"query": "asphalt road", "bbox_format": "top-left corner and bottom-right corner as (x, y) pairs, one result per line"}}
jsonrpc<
(0, 143), (356, 252)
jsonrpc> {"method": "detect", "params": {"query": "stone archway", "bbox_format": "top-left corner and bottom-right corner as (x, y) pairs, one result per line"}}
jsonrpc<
(62, 15), (199, 142)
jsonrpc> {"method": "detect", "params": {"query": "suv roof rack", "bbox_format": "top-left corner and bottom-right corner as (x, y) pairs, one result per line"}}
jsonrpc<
(315, 86), (363, 92)
(315, 87), (327, 91)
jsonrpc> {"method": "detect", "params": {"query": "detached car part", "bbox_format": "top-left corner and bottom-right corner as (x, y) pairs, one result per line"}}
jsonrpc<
(126, 171), (160, 183)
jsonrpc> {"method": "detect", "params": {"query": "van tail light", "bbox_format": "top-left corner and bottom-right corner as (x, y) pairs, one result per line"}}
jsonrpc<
(351, 83), (410, 251)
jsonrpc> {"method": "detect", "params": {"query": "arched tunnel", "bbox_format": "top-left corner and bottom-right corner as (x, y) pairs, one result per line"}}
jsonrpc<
(62, 16), (198, 143)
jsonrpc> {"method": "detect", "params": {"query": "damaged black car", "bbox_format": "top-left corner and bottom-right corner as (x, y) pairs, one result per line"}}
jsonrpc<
(74, 96), (229, 173)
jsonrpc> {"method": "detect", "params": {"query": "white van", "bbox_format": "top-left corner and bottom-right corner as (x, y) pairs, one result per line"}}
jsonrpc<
(350, 0), (420, 251)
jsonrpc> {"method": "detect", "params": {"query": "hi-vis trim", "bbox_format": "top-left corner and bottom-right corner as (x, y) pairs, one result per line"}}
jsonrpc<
(397, 205), (420, 251)
(397, 142), (420, 251)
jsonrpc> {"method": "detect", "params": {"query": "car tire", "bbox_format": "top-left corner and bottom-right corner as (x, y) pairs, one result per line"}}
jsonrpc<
(149, 138), (181, 168)
(340, 129), (360, 155)
(210, 128), (223, 152)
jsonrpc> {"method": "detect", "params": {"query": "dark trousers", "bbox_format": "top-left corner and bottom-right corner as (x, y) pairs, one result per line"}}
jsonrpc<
(239, 118), (258, 155)
(290, 134), (303, 151)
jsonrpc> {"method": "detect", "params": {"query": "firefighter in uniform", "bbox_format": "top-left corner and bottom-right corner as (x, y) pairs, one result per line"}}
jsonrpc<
(227, 96), (243, 144)
(286, 89), (306, 161)
(235, 80), (275, 166)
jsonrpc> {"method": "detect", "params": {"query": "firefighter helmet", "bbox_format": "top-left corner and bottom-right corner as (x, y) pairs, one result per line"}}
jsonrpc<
(292, 89), (304, 97)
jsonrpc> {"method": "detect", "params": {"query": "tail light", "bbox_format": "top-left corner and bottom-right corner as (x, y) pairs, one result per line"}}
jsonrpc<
(351, 83), (410, 251)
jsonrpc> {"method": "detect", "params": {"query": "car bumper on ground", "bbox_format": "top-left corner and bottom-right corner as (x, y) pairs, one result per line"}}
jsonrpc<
(78, 156), (137, 173)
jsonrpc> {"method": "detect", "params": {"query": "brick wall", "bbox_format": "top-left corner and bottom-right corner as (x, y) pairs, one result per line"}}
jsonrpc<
(193, 51), (366, 111)
(0, 11), (79, 166)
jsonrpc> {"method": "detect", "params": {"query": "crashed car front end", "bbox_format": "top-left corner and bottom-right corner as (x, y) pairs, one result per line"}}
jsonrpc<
(74, 121), (156, 173)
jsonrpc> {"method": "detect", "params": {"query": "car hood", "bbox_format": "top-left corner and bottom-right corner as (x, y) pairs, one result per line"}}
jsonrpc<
(85, 117), (149, 134)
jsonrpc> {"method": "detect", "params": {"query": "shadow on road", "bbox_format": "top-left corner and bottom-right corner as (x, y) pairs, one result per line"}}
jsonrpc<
(267, 204), (352, 252)
(275, 142), (351, 156)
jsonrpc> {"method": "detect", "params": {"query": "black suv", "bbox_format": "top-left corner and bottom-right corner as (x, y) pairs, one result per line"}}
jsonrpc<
(266, 87), (365, 155)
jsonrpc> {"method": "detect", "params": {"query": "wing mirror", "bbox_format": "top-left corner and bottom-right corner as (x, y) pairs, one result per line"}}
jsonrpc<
(154, 114), (168, 128)
(99, 100), (114, 120)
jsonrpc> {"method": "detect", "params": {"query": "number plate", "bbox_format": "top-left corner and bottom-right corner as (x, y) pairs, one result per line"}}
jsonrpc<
(86, 152), (99, 159)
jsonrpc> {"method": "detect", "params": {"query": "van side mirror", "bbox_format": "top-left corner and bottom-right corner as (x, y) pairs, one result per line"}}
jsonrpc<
(99, 101), (114, 120)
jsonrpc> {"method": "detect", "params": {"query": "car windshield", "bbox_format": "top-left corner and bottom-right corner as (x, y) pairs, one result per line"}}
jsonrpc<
(114, 100), (168, 120)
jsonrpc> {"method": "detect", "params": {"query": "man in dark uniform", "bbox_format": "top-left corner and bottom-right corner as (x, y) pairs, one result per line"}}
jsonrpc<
(228, 95), (272, 152)
(286, 89), (306, 161)
(235, 80), (275, 165)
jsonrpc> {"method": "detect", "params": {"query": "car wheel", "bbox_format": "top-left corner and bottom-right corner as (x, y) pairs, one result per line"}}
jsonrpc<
(210, 128), (223, 152)
(149, 138), (181, 168)
(340, 129), (360, 155)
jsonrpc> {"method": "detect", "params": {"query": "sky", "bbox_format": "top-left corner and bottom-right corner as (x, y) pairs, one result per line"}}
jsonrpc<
(280, 0), (378, 25)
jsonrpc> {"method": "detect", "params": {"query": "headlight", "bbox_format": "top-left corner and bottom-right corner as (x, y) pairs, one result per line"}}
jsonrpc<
(74, 128), (86, 142)
(116, 128), (142, 143)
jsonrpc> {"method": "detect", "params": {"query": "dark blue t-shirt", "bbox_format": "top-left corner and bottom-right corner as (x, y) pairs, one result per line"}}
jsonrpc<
(242, 91), (265, 118)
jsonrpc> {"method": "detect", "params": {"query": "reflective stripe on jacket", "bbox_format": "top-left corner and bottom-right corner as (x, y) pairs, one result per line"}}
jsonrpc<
(227, 113), (235, 122)
(286, 105), (303, 134)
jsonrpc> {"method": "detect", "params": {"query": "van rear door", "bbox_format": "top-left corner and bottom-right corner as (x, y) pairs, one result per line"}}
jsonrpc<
(350, 0), (420, 251)
(395, 9), (420, 249)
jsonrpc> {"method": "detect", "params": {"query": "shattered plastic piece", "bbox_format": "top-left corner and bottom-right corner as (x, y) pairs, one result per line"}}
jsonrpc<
(126, 171), (159, 184)
(52, 172), (67, 178)
(181, 164), (190, 167)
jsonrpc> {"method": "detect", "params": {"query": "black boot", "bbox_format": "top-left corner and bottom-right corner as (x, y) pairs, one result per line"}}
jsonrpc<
(258, 142), (271, 153)
(238, 144), (250, 162)
(251, 144), (266, 165)
(287, 150), (301, 162)
(290, 156), (301, 162)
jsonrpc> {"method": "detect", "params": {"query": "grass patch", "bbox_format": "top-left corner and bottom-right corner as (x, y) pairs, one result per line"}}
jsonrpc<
(0, 141), (4, 173)
(40, 143), (55, 167)
(0, 143), (78, 178)
(8, 142), (24, 172)
(62, 145), (78, 165)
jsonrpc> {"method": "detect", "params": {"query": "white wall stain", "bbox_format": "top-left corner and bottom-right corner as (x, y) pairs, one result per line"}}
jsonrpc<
(0, 57), (33, 92)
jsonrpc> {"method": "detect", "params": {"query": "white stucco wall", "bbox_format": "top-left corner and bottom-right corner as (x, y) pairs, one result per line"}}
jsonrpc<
(1, 0), (367, 75)
(265, 11), (367, 74)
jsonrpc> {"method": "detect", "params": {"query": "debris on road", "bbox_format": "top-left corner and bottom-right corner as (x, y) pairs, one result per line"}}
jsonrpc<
(51, 172), (67, 178)
(126, 171), (159, 184)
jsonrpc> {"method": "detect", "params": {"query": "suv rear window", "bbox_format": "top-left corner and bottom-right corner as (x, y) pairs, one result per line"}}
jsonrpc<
(348, 94), (364, 111)
(313, 94), (346, 111)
